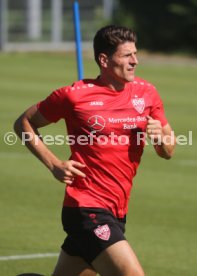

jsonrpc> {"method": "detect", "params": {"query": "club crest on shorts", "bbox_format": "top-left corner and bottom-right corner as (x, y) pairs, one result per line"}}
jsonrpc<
(132, 98), (145, 114)
(94, 224), (111, 241)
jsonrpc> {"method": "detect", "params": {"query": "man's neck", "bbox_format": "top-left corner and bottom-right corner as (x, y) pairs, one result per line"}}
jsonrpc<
(97, 75), (126, 92)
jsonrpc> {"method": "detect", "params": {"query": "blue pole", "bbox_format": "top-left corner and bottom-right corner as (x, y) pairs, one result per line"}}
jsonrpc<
(73, 1), (83, 80)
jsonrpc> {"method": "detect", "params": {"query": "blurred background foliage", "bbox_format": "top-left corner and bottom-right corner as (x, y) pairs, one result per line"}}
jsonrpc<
(113, 0), (197, 54)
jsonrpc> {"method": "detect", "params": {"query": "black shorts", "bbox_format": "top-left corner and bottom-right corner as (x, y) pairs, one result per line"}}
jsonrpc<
(61, 207), (126, 264)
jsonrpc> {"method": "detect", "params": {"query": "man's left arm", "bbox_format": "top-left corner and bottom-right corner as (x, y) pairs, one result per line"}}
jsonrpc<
(146, 116), (176, 159)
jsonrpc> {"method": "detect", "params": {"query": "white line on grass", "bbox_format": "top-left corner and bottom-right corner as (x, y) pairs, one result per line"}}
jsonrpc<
(0, 253), (58, 261)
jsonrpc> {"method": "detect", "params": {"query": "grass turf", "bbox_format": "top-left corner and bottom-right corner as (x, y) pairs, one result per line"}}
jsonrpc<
(0, 52), (197, 276)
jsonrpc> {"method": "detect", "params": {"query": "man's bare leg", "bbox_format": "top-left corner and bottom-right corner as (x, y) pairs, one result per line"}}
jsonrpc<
(52, 249), (97, 276)
(92, 240), (145, 276)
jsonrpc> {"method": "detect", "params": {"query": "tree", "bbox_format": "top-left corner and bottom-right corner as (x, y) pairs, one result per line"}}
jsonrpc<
(113, 0), (197, 53)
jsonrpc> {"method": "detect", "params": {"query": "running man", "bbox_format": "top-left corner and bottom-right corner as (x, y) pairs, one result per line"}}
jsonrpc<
(14, 25), (176, 276)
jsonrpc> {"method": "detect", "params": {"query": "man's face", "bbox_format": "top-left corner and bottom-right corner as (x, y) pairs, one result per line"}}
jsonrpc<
(104, 42), (138, 83)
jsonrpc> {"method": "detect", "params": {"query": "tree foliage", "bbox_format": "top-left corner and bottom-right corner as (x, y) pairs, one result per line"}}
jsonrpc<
(113, 0), (197, 53)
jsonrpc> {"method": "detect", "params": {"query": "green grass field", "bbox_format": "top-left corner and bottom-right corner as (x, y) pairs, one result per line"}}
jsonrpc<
(0, 52), (197, 276)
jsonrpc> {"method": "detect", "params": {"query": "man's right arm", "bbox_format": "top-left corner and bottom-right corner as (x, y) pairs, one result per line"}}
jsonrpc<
(14, 105), (86, 184)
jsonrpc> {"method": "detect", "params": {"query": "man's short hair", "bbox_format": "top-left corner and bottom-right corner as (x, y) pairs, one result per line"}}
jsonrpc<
(93, 25), (137, 66)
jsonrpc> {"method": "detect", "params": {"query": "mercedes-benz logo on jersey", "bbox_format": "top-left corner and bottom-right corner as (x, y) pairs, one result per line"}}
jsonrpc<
(87, 115), (106, 132)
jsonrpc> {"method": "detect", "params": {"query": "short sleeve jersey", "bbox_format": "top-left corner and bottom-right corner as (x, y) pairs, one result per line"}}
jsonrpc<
(37, 77), (168, 218)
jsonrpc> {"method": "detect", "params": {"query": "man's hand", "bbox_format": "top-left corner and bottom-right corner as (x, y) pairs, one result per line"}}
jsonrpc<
(51, 160), (86, 185)
(146, 115), (176, 159)
(146, 115), (163, 143)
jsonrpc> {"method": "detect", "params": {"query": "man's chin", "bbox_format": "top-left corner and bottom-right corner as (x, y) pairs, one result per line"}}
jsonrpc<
(126, 75), (135, 82)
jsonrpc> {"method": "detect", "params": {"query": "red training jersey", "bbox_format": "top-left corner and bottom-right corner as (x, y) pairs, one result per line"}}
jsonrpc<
(37, 77), (168, 218)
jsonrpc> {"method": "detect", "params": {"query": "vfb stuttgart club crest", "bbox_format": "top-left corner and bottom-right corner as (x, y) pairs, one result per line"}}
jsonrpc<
(94, 224), (111, 241)
(132, 98), (145, 114)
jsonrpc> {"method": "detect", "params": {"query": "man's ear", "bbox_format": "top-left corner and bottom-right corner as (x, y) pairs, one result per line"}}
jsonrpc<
(98, 53), (108, 68)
